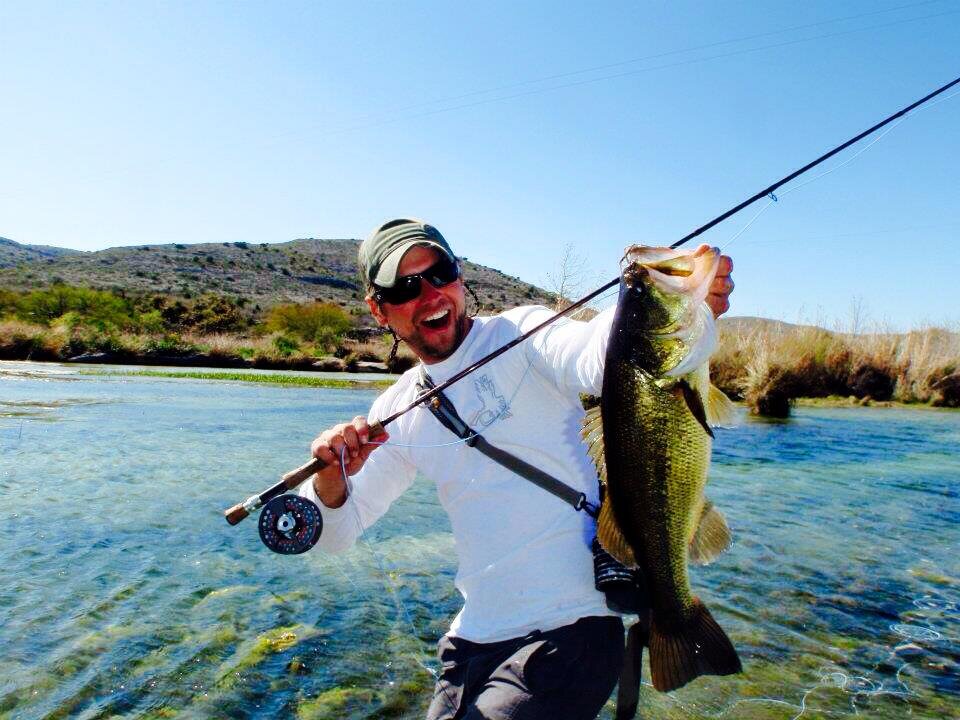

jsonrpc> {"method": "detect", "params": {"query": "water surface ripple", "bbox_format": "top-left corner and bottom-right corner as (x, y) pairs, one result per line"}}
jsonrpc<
(1, 361), (957, 719)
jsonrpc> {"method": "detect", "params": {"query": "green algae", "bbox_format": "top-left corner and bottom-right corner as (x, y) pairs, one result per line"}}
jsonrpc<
(296, 686), (379, 719)
(379, 676), (433, 717)
(908, 565), (957, 586)
(216, 623), (320, 688)
(137, 710), (179, 719)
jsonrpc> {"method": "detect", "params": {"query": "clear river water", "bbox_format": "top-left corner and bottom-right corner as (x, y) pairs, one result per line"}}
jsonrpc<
(1, 361), (958, 719)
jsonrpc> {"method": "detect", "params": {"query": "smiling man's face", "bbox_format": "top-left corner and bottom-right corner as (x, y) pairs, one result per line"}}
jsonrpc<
(366, 245), (471, 364)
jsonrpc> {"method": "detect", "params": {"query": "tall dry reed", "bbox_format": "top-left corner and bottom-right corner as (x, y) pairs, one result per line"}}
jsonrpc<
(712, 320), (960, 416)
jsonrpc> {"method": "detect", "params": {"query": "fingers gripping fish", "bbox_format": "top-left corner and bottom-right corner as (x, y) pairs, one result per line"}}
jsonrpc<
(582, 245), (742, 692)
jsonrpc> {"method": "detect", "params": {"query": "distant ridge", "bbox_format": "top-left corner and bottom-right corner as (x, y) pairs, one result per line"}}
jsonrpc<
(0, 237), (81, 267)
(0, 237), (554, 319)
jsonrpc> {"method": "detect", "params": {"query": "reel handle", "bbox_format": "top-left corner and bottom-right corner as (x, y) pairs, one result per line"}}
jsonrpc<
(223, 420), (385, 525)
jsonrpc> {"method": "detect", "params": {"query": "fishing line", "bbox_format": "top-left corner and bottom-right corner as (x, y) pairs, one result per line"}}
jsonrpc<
(671, 74), (960, 251)
(719, 86), (960, 251)
(720, 118), (906, 251)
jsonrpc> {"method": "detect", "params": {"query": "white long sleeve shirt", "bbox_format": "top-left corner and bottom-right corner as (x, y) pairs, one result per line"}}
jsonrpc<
(300, 303), (714, 643)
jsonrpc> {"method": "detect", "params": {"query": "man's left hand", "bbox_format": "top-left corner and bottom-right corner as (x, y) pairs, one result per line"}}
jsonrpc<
(694, 245), (734, 318)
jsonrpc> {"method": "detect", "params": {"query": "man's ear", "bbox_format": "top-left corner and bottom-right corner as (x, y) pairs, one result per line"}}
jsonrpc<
(366, 295), (388, 327)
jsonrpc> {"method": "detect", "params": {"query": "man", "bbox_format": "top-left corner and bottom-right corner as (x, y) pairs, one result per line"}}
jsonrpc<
(301, 218), (734, 719)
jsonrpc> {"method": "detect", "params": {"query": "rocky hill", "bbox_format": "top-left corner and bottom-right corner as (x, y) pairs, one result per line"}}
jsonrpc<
(0, 237), (80, 267)
(0, 237), (554, 321)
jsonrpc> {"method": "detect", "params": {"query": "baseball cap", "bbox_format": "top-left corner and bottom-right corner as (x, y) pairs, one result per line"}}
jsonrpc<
(359, 218), (457, 288)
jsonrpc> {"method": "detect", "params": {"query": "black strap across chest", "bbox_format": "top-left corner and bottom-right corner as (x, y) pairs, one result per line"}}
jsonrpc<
(416, 369), (598, 519)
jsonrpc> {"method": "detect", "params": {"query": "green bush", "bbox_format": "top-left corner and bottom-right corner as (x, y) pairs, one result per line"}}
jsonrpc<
(272, 335), (299, 357)
(179, 294), (247, 334)
(264, 302), (354, 349)
(14, 285), (137, 330)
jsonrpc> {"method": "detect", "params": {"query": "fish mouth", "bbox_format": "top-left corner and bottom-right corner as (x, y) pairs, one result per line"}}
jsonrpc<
(622, 245), (719, 298)
(623, 245), (698, 276)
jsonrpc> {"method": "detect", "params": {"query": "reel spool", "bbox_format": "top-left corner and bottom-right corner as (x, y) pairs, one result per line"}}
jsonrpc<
(258, 494), (323, 554)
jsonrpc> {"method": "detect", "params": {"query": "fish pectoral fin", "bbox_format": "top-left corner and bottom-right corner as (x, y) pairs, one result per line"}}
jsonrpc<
(687, 363), (737, 428)
(688, 499), (732, 565)
(581, 405), (607, 484)
(706, 382), (737, 428)
(674, 380), (714, 438)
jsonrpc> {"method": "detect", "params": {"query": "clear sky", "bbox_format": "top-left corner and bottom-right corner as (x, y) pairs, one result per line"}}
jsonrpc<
(1, 1), (958, 330)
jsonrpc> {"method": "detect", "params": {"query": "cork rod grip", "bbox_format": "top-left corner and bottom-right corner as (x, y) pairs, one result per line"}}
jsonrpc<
(223, 420), (386, 526)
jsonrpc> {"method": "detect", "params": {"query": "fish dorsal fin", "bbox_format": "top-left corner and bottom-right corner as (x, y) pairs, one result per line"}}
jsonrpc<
(688, 500), (731, 565)
(581, 405), (607, 485)
(581, 405), (637, 567)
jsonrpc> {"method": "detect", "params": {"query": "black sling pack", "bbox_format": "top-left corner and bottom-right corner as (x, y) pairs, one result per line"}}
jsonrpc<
(416, 369), (648, 720)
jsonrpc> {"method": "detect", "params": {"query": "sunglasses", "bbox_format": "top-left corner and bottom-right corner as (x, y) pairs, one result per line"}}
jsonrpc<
(373, 256), (461, 305)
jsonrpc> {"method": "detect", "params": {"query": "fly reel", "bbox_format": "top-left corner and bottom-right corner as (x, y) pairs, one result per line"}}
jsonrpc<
(257, 494), (323, 554)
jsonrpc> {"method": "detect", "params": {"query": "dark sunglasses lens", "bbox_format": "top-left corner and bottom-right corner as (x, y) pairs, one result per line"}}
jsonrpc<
(376, 257), (459, 304)
(425, 257), (460, 287)
(378, 276), (421, 305)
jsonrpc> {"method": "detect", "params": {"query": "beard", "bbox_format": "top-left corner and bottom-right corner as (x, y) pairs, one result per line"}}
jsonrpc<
(400, 308), (471, 363)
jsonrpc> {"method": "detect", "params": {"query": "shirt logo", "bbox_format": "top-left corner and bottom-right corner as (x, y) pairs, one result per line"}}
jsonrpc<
(470, 374), (512, 427)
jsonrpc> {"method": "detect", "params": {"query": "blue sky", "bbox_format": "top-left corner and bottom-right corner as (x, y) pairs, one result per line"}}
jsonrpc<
(1, 1), (958, 329)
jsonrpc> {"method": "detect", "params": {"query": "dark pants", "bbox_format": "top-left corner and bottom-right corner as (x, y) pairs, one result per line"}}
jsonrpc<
(425, 616), (624, 720)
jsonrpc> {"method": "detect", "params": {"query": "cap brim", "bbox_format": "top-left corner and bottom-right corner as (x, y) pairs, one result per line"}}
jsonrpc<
(373, 240), (451, 287)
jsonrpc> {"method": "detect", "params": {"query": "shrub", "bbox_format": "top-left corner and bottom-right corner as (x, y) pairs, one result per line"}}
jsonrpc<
(14, 285), (137, 330)
(264, 302), (354, 349)
(848, 362), (894, 400)
(272, 335), (299, 357)
(180, 294), (247, 334)
(930, 372), (960, 407)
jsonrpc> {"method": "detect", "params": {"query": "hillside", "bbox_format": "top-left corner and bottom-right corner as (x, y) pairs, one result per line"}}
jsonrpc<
(0, 237), (80, 267)
(0, 237), (554, 320)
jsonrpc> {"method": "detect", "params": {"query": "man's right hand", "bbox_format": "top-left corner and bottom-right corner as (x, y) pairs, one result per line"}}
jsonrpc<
(310, 416), (387, 509)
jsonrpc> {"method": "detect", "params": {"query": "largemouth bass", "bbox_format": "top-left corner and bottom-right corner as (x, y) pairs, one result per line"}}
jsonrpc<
(582, 245), (741, 692)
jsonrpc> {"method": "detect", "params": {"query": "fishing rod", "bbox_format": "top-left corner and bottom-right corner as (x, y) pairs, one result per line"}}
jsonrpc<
(225, 74), (959, 553)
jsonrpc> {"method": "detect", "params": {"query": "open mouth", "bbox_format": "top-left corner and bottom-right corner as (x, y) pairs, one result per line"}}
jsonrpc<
(420, 309), (451, 330)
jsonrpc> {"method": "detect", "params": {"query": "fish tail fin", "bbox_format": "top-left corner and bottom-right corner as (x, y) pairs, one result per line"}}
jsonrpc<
(648, 598), (742, 692)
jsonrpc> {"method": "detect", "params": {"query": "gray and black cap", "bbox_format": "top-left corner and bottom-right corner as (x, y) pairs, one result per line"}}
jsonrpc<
(359, 218), (456, 289)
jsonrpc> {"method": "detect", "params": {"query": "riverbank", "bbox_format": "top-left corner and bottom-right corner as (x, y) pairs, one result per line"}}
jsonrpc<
(3, 314), (958, 416)
(0, 317), (416, 374)
(79, 368), (395, 389)
(711, 320), (959, 415)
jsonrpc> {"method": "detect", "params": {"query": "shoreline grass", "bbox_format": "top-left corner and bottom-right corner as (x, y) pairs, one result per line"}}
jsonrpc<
(712, 320), (959, 416)
(4, 312), (957, 416)
(81, 369), (394, 389)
